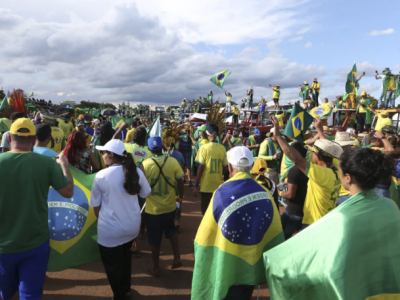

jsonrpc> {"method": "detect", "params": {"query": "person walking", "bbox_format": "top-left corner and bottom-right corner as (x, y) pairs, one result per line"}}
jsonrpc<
(0, 118), (73, 300)
(142, 136), (184, 276)
(91, 139), (151, 300)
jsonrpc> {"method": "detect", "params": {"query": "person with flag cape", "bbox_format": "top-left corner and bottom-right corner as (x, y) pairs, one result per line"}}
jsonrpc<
(191, 146), (284, 300)
(207, 90), (213, 102)
(344, 63), (365, 109)
(299, 81), (310, 100)
(210, 70), (231, 89)
(354, 91), (372, 133)
(258, 127), (281, 184)
(264, 147), (400, 300)
(381, 68), (400, 109)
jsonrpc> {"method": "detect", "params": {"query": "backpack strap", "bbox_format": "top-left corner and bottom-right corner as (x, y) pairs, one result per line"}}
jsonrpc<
(151, 157), (176, 189)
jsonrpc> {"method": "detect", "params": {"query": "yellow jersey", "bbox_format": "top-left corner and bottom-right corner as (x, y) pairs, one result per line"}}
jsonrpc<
(387, 76), (396, 90)
(233, 107), (239, 115)
(143, 155), (184, 215)
(375, 113), (392, 132)
(226, 95), (232, 102)
(195, 142), (228, 193)
(57, 118), (74, 140)
(358, 99), (370, 113)
(303, 162), (341, 225)
(125, 128), (136, 143)
(272, 88), (280, 99)
(47, 127), (66, 154)
(275, 114), (283, 127)
(311, 82), (321, 92)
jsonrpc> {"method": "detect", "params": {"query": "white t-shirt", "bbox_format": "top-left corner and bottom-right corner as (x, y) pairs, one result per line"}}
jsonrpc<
(90, 165), (151, 247)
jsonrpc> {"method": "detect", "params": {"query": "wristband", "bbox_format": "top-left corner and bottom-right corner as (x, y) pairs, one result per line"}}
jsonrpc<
(279, 191), (283, 197)
(195, 182), (199, 188)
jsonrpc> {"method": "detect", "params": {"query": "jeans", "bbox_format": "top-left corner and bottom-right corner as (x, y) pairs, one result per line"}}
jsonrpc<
(336, 111), (341, 126)
(0, 239), (50, 300)
(337, 195), (350, 206)
(375, 187), (390, 198)
(281, 210), (303, 240)
(385, 90), (396, 108)
(378, 90), (384, 107)
(312, 92), (319, 106)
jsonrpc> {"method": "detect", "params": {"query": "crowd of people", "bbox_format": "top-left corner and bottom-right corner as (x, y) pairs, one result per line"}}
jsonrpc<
(1, 70), (400, 300)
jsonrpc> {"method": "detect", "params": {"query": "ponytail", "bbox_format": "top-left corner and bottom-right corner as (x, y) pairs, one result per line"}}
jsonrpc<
(120, 151), (141, 195)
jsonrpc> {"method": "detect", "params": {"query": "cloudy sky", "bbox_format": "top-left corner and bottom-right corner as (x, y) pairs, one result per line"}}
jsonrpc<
(0, 0), (398, 106)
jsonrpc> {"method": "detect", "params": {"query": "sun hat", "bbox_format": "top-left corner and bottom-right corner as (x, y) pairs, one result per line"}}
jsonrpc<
(227, 146), (253, 167)
(92, 119), (100, 125)
(304, 81), (309, 85)
(254, 129), (261, 136)
(305, 139), (343, 158)
(250, 158), (268, 175)
(147, 136), (163, 151)
(10, 118), (36, 136)
(96, 139), (126, 156)
(313, 78), (318, 81)
(335, 132), (359, 147)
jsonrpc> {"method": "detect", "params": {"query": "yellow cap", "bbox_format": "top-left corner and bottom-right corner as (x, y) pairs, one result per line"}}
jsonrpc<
(10, 118), (36, 136)
(171, 120), (176, 123)
(250, 158), (268, 175)
(361, 91), (367, 96)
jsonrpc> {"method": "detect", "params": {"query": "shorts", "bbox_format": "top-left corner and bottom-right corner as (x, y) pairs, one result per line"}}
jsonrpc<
(273, 98), (279, 103)
(145, 211), (177, 246)
(182, 151), (192, 168)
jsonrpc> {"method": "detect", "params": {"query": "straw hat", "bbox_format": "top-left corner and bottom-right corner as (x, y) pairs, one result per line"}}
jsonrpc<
(305, 139), (343, 158)
(335, 132), (359, 147)
(304, 81), (309, 85)
(313, 78), (318, 81)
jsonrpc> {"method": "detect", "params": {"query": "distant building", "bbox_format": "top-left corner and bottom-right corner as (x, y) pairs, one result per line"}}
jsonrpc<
(60, 100), (77, 106)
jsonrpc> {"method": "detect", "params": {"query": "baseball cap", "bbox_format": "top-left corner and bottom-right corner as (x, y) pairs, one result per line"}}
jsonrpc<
(76, 119), (86, 127)
(250, 158), (268, 175)
(10, 118), (36, 136)
(92, 119), (100, 125)
(227, 146), (253, 167)
(194, 123), (199, 127)
(171, 120), (176, 123)
(148, 136), (163, 151)
(254, 129), (261, 136)
(96, 139), (126, 156)
(198, 125), (206, 131)
(361, 91), (367, 96)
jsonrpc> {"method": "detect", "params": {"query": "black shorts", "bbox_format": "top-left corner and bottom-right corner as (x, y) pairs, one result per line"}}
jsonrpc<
(145, 211), (177, 246)
(273, 98), (279, 103)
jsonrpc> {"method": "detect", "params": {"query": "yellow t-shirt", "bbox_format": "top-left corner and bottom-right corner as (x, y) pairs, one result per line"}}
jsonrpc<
(275, 114), (283, 127)
(57, 118), (74, 140)
(272, 88), (280, 99)
(311, 82), (321, 92)
(375, 113), (392, 131)
(143, 155), (184, 215)
(200, 139), (209, 146)
(226, 95), (232, 102)
(47, 127), (66, 154)
(332, 158), (350, 197)
(125, 128), (136, 143)
(387, 76), (396, 90)
(125, 143), (151, 166)
(302, 162), (341, 225)
(195, 142), (228, 193)
(358, 99), (369, 113)
(233, 107), (239, 115)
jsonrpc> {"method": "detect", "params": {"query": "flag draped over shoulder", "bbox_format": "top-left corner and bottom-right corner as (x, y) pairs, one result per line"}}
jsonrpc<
(191, 172), (284, 300)
(345, 63), (359, 94)
(382, 74), (400, 101)
(264, 190), (400, 300)
(47, 166), (100, 272)
(283, 103), (313, 142)
(210, 70), (231, 89)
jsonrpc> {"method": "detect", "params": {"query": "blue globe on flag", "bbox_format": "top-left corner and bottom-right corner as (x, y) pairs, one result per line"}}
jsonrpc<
(47, 185), (89, 242)
(294, 117), (302, 130)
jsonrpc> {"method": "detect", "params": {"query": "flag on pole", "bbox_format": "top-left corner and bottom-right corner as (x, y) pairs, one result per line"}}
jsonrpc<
(47, 166), (100, 271)
(345, 62), (359, 95)
(210, 70), (231, 89)
(283, 103), (314, 142)
(148, 116), (161, 137)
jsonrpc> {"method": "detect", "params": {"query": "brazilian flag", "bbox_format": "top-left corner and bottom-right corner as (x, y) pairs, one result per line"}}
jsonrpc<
(191, 172), (284, 300)
(283, 103), (313, 142)
(210, 70), (231, 89)
(345, 63), (360, 95)
(47, 166), (100, 271)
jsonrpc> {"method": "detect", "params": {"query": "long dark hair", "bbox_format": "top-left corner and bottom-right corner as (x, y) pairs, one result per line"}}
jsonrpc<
(114, 150), (140, 195)
(99, 122), (115, 146)
(133, 126), (147, 147)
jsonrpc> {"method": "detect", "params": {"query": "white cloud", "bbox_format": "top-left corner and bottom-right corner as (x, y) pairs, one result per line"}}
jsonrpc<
(304, 42), (312, 48)
(57, 92), (64, 96)
(368, 28), (395, 36)
(359, 83), (380, 94)
(297, 27), (310, 34)
(289, 36), (303, 42)
(237, 47), (261, 58)
(337, 61), (384, 77)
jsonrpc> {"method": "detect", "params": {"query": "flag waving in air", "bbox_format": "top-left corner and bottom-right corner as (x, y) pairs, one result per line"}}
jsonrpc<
(210, 70), (231, 89)
(284, 103), (314, 142)
(345, 62), (359, 95)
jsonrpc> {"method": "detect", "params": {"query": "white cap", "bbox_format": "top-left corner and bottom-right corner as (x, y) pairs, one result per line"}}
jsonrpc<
(96, 139), (126, 156)
(227, 146), (253, 167)
(92, 119), (100, 125)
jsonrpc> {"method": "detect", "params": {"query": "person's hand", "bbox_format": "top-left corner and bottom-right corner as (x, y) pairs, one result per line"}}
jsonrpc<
(56, 154), (69, 167)
(271, 116), (280, 134)
(272, 153), (280, 160)
(374, 131), (384, 140)
(226, 131), (231, 139)
(120, 121), (129, 130)
(255, 144), (260, 148)
(314, 118), (323, 131)
(193, 187), (199, 197)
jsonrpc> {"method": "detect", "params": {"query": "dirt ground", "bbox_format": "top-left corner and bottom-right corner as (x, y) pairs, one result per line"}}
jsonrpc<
(9, 184), (273, 300)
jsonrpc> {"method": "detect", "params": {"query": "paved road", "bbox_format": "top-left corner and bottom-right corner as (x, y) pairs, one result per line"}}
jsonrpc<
(10, 184), (271, 300)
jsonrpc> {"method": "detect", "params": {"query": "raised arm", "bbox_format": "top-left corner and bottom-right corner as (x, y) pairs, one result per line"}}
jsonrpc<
(112, 121), (129, 140)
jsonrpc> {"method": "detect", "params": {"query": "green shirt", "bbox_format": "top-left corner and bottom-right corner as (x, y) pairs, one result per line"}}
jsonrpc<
(0, 153), (70, 254)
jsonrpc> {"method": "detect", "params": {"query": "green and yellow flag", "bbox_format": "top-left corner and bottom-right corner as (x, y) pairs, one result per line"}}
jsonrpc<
(191, 172), (284, 300)
(345, 62), (359, 95)
(47, 166), (100, 271)
(283, 103), (313, 142)
(382, 73), (400, 101)
(210, 70), (231, 89)
(264, 190), (400, 300)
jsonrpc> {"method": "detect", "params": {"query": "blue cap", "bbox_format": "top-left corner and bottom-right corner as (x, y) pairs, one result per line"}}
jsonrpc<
(148, 136), (163, 151)
(254, 129), (261, 136)
(194, 123), (199, 127)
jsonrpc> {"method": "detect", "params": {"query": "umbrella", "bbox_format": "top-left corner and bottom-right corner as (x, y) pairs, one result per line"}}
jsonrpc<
(101, 108), (117, 117)
(0, 118), (11, 132)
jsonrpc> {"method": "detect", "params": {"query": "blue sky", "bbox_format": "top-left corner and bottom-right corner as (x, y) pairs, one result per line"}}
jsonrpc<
(0, 0), (398, 105)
